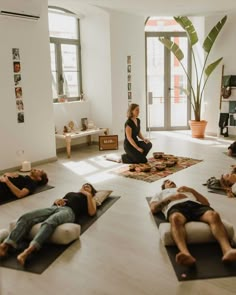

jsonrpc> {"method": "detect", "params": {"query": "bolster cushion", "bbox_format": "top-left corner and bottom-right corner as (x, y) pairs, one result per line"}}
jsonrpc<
(9, 221), (81, 245)
(159, 219), (235, 246)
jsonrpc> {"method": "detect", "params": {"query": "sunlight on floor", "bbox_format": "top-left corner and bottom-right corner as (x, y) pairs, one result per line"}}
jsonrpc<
(61, 154), (120, 184)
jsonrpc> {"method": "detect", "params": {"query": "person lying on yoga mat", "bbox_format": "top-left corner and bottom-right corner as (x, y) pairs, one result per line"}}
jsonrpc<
(0, 183), (97, 266)
(0, 169), (48, 201)
(227, 141), (236, 157)
(122, 103), (152, 164)
(205, 171), (236, 198)
(150, 179), (236, 266)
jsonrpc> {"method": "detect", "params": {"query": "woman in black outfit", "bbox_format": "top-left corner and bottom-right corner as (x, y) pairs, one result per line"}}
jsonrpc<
(122, 103), (152, 163)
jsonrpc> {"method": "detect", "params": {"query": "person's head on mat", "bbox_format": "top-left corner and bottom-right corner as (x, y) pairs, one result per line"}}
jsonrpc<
(0, 169), (49, 201)
(0, 182), (97, 266)
(150, 179), (236, 266)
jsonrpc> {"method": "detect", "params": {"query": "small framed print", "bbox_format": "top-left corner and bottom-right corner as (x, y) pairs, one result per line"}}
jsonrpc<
(128, 92), (132, 100)
(99, 135), (118, 151)
(127, 64), (131, 73)
(128, 83), (132, 91)
(127, 55), (131, 64)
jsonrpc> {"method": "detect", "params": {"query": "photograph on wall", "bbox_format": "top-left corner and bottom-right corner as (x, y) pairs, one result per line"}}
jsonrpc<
(16, 100), (24, 112)
(13, 61), (21, 73)
(14, 74), (21, 86)
(128, 83), (132, 91)
(128, 91), (132, 100)
(127, 55), (131, 64)
(15, 87), (23, 99)
(17, 112), (24, 123)
(127, 64), (131, 73)
(12, 48), (20, 60)
(128, 74), (131, 82)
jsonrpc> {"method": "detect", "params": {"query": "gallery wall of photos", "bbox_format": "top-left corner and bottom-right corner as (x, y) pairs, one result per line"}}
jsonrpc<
(127, 55), (132, 104)
(12, 48), (24, 123)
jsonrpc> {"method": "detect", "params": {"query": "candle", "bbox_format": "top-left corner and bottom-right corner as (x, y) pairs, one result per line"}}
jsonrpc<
(21, 161), (31, 172)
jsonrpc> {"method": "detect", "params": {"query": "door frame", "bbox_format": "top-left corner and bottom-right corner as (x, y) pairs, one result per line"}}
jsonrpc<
(145, 31), (191, 131)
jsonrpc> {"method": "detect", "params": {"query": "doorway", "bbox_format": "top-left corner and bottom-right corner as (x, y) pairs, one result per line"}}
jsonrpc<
(145, 30), (191, 131)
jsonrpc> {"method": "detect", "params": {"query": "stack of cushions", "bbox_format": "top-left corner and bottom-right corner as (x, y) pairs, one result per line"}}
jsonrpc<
(9, 190), (113, 245)
(159, 219), (235, 246)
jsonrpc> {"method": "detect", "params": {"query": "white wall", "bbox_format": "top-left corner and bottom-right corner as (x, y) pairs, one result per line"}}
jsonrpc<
(110, 11), (146, 139)
(0, 0), (56, 171)
(204, 13), (236, 136)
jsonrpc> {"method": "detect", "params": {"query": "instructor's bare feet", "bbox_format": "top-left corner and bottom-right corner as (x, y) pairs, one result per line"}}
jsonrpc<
(176, 252), (196, 266)
(222, 249), (236, 262)
(0, 243), (9, 257)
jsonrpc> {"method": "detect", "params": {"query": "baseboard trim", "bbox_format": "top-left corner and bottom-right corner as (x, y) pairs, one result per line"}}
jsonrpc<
(1, 157), (58, 174)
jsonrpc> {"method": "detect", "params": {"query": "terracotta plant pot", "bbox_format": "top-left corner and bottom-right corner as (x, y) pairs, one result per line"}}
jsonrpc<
(189, 120), (208, 138)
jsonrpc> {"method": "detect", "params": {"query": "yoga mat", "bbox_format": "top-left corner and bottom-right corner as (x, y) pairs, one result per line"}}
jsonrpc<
(0, 196), (120, 274)
(0, 184), (54, 206)
(147, 198), (236, 281)
(166, 243), (236, 281)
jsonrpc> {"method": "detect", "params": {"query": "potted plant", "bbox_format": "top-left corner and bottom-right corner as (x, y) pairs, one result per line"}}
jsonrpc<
(159, 15), (227, 138)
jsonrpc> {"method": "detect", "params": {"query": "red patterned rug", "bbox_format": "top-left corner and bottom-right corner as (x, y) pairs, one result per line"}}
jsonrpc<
(112, 156), (202, 183)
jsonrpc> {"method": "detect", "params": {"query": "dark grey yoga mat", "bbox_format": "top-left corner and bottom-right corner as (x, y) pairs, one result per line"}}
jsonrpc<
(0, 196), (120, 274)
(0, 184), (54, 206)
(147, 197), (236, 281)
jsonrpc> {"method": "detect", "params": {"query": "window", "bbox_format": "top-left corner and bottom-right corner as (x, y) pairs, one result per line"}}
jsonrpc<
(48, 7), (82, 102)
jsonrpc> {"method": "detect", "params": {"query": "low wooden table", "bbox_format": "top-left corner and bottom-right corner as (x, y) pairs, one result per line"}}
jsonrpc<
(55, 128), (108, 158)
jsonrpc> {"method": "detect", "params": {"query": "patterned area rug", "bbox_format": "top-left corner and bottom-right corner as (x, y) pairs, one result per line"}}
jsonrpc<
(112, 156), (202, 183)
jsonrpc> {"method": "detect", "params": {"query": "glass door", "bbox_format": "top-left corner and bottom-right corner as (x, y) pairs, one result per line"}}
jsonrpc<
(146, 32), (191, 130)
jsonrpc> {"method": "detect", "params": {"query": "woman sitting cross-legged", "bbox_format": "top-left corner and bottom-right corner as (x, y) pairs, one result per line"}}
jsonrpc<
(0, 183), (97, 266)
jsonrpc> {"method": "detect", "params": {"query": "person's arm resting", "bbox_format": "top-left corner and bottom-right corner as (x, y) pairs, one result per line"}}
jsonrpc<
(178, 186), (210, 206)
(1, 176), (29, 198)
(150, 197), (172, 214)
(80, 189), (97, 216)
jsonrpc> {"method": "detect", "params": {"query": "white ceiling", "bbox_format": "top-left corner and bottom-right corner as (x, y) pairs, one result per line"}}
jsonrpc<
(52, 0), (236, 16)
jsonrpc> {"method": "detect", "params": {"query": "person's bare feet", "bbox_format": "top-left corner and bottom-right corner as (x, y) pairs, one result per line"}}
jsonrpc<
(0, 243), (9, 257)
(222, 249), (236, 262)
(17, 250), (29, 266)
(176, 252), (196, 266)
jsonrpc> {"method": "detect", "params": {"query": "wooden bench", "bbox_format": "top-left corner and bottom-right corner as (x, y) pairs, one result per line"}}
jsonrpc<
(55, 128), (108, 158)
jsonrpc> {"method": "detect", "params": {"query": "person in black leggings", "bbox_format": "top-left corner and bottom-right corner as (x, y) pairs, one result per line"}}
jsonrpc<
(122, 103), (152, 164)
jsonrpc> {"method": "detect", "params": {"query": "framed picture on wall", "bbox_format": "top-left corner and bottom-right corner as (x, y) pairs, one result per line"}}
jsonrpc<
(127, 55), (131, 64)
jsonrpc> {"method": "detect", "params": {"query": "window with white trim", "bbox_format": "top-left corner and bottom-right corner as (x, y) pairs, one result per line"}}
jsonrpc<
(48, 7), (82, 102)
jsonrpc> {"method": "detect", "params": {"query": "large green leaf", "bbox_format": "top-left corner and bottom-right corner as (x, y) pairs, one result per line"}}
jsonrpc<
(158, 37), (184, 61)
(205, 57), (223, 77)
(174, 16), (198, 46)
(203, 15), (227, 53)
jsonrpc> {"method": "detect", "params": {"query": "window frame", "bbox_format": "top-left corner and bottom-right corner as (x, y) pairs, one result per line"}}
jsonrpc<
(48, 6), (83, 103)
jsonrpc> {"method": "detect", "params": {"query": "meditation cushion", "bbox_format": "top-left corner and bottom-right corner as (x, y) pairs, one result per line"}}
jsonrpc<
(159, 219), (235, 246)
(9, 221), (81, 245)
(94, 190), (113, 206)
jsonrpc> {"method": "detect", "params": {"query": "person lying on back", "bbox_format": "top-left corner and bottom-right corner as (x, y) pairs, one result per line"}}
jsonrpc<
(149, 179), (236, 266)
(0, 169), (48, 201)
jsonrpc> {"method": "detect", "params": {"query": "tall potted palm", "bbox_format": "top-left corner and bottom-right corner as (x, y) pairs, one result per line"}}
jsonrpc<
(159, 15), (227, 138)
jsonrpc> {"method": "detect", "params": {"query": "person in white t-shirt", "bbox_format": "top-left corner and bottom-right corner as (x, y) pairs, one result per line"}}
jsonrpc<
(150, 179), (236, 266)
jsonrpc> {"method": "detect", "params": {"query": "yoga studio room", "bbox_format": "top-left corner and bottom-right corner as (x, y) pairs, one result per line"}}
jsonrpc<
(1, 0), (236, 294)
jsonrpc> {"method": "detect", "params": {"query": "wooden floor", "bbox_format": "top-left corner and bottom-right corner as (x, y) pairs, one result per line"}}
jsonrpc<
(1, 131), (236, 295)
